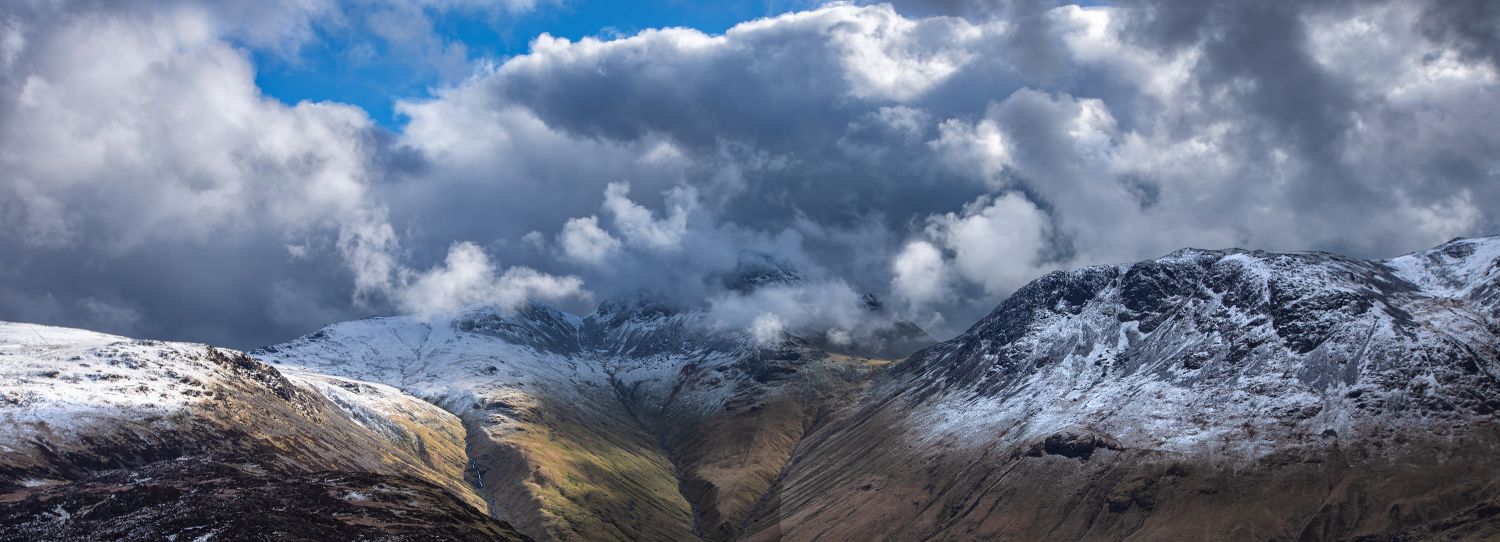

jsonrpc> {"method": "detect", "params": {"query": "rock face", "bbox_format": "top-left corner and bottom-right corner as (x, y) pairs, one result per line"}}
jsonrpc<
(1028, 431), (1123, 460)
(739, 236), (1500, 541)
(0, 460), (530, 542)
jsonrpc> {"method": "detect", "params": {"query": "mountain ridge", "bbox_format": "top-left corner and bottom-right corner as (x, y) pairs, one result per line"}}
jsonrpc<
(0, 322), (531, 541)
(2, 235), (1498, 540)
(738, 235), (1500, 540)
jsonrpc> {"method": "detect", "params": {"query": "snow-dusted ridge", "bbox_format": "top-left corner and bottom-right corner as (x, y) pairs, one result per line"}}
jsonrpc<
(1388, 235), (1500, 300)
(255, 295), (914, 419)
(732, 236), (1500, 541)
(0, 323), (199, 440)
(1, 263), (922, 541)
(253, 296), (912, 541)
(899, 235), (1500, 457)
(255, 300), (742, 414)
(0, 320), (489, 522)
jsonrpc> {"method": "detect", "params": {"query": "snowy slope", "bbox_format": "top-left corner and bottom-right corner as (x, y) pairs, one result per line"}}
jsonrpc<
(894, 236), (1500, 456)
(1, 324), (211, 440)
(1388, 235), (1500, 302)
(255, 296), (907, 541)
(742, 236), (1500, 541)
(0, 322), (489, 515)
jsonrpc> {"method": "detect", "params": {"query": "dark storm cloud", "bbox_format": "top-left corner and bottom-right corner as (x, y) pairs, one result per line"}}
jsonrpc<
(1116, 0), (1377, 246)
(1, 0), (1497, 346)
(1417, 0), (1500, 70)
(1110, 0), (1499, 255)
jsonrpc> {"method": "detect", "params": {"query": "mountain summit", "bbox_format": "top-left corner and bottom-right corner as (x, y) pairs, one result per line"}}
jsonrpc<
(740, 236), (1500, 540)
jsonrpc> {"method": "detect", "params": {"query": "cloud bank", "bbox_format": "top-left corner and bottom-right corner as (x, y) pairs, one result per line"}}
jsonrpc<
(1, 0), (1496, 347)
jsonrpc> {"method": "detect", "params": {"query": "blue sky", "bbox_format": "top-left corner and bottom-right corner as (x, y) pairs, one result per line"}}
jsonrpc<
(252, 0), (816, 128)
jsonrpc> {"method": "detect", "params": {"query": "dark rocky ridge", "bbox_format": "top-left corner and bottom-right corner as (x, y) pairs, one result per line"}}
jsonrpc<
(0, 458), (529, 541)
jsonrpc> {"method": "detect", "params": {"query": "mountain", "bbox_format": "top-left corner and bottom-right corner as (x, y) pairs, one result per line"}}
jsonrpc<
(739, 236), (1500, 540)
(0, 323), (530, 541)
(252, 297), (925, 541)
(3, 237), (1499, 541)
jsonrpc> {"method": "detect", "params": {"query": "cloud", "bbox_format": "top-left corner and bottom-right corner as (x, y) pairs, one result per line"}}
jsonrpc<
(749, 314), (786, 346)
(2, 0), (1498, 347)
(706, 280), (870, 345)
(1416, 0), (1500, 70)
(79, 297), (145, 335)
(602, 182), (690, 251)
(891, 240), (951, 309)
(558, 216), (621, 265)
(888, 191), (1050, 326)
(0, 0), (568, 344)
(396, 242), (589, 314)
(0, 4), (404, 343)
(925, 192), (1051, 296)
(929, 113), (1013, 187)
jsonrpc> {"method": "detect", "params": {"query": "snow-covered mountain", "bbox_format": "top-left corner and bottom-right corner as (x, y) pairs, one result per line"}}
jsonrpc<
(0, 323), (528, 541)
(740, 236), (1500, 540)
(253, 296), (923, 541)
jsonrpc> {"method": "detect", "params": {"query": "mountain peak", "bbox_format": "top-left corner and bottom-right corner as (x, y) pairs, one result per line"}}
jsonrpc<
(1386, 234), (1500, 300)
(723, 251), (804, 292)
(739, 236), (1500, 540)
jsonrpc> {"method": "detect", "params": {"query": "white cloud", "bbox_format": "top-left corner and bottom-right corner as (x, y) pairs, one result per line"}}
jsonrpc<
(925, 193), (1051, 296)
(871, 105), (931, 139)
(707, 280), (869, 344)
(558, 215), (621, 265)
(890, 192), (1051, 321)
(750, 314), (785, 346)
(930, 116), (1013, 187)
(602, 182), (690, 251)
(813, 3), (980, 101)
(0, 6), (401, 288)
(396, 242), (589, 314)
(891, 240), (950, 308)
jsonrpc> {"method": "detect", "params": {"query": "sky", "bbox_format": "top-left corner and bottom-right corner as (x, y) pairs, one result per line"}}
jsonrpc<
(0, 0), (1497, 349)
(250, 0), (822, 128)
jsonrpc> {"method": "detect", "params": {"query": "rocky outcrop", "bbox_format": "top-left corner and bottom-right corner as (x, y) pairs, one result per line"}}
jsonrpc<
(1025, 430), (1123, 460)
